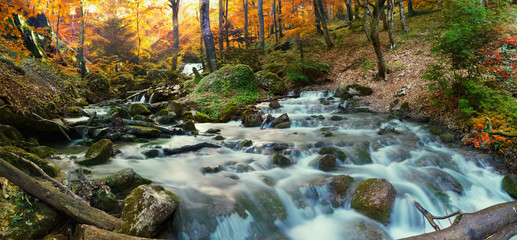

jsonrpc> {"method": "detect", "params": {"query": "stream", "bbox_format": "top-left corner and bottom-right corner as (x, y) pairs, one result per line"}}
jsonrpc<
(52, 91), (512, 240)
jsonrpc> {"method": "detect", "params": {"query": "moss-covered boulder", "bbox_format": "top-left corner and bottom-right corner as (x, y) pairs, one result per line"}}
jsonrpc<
(0, 146), (59, 177)
(242, 109), (263, 127)
(335, 84), (373, 98)
(319, 154), (336, 171)
(0, 124), (24, 142)
(193, 112), (212, 123)
(146, 69), (178, 85)
(440, 132), (456, 144)
(85, 73), (110, 102)
(128, 103), (151, 116)
(157, 109), (177, 124)
(272, 153), (291, 167)
(255, 70), (288, 95)
(328, 175), (354, 207)
(105, 168), (152, 195)
(128, 126), (162, 138)
(63, 107), (86, 117)
(351, 178), (396, 225)
(188, 64), (263, 119)
(502, 174), (517, 199)
(109, 107), (131, 119)
(120, 134), (137, 142)
(183, 120), (196, 131)
(219, 104), (241, 122)
(0, 177), (61, 239)
(426, 169), (463, 194)
(79, 139), (113, 166)
(429, 126), (443, 135)
(318, 146), (347, 161)
(270, 113), (291, 128)
(29, 146), (57, 158)
(120, 184), (179, 237)
(166, 101), (184, 116)
(93, 188), (120, 213)
(269, 100), (281, 109)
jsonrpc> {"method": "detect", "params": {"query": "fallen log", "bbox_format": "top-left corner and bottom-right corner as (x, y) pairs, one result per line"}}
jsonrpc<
(121, 119), (183, 135)
(401, 201), (517, 240)
(0, 157), (124, 230)
(411, 199), (461, 231)
(74, 224), (165, 240)
(163, 142), (221, 155)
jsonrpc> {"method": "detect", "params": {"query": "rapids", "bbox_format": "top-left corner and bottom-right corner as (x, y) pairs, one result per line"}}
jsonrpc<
(53, 91), (513, 240)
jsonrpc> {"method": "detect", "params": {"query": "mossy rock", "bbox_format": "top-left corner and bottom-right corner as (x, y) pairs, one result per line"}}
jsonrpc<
(166, 101), (184, 116)
(319, 154), (336, 171)
(128, 126), (162, 138)
(242, 109), (263, 127)
(183, 120), (196, 131)
(0, 178), (61, 240)
(351, 178), (396, 225)
(85, 73), (110, 102)
(43, 234), (67, 240)
(429, 126), (443, 135)
(255, 70), (288, 95)
(318, 146), (347, 161)
(79, 139), (113, 166)
(272, 154), (291, 167)
(120, 184), (179, 237)
(346, 84), (373, 96)
(273, 121), (291, 129)
(214, 135), (225, 140)
(0, 124), (24, 142)
(323, 131), (333, 137)
(63, 107), (84, 117)
(142, 149), (160, 159)
(219, 104), (241, 122)
(502, 174), (517, 199)
(269, 100), (281, 109)
(93, 189), (120, 213)
(440, 132), (456, 144)
(105, 168), (152, 194)
(128, 103), (151, 116)
(0, 146), (59, 177)
(328, 175), (354, 207)
(182, 111), (194, 120)
(109, 107), (131, 119)
(120, 134), (137, 142)
(193, 112), (212, 123)
(240, 139), (253, 149)
(146, 69), (178, 85)
(29, 146), (57, 158)
(330, 115), (344, 121)
(0, 132), (11, 146)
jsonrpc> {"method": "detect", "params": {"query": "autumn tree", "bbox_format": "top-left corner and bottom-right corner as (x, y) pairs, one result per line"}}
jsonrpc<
(200, 0), (217, 71)
(313, 0), (333, 49)
(77, 0), (87, 77)
(169, 0), (180, 70)
(387, 0), (396, 48)
(399, 0), (410, 32)
(370, 0), (388, 80)
(258, 0), (265, 47)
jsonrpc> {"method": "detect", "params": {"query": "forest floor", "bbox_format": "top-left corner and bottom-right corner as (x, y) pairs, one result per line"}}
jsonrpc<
(308, 12), (460, 127)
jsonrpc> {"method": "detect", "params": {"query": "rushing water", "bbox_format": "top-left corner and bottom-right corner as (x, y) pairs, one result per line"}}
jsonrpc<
(54, 91), (512, 239)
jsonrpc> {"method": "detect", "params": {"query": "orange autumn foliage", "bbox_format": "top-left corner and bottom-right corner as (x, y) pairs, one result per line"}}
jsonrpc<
(461, 115), (513, 154)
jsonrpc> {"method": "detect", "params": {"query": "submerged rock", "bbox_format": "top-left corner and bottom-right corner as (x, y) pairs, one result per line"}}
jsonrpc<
(318, 146), (347, 161)
(426, 169), (463, 195)
(351, 178), (396, 225)
(242, 109), (263, 127)
(328, 175), (354, 207)
(272, 153), (291, 167)
(269, 100), (281, 109)
(120, 184), (179, 237)
(79, 139), (113, 166)
(270, 113), (291, 128)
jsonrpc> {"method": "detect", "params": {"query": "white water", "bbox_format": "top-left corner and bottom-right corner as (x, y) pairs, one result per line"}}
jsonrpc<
(55, 91), (513, 239)
(182, 63), (203, 76)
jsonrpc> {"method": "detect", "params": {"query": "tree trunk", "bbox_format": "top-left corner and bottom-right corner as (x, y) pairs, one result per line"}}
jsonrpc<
(136, 1), (141, 65)
(169, 0), (180, 71)
(402, 201), (517, 240)
(0, 158), (124, 230)
(356, 0), (371, 41)
(312, 0), (323, 34)
(225, 0), (230, 48)
(55, 4), (60, 59)
(380, 6), (388, 30)
(77, 3), (86, 78)
(243, 0), (249, 48)
(258, 0), (265, 47)
(273, 0), (278, 43)
(371, 0), (387, 81)
(278, 0), (283, 38)
(345, 0), (353, 21)
(219, 0), (224, 53)
(387, 0), (396, 49)
(200, 0), (217, 72)
(399, 0), (410, 32)
(74, 224), (162, 240)
(408, 0), (414, 17)
(314, 0), (333, 49)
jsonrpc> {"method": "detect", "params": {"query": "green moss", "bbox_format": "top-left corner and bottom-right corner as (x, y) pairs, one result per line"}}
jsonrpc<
(272, 154), (291, 167)
(29, 146), (57, 158)
(351, 179), (396, 225)
(502, 175), (517, 199)
(0, 146), (59, 177)
(219, 104), (240, 122)
(127, 126), (162, 138)
(318, 146), (347, 161)
(193, 112), (212, 123)
(273, 121), (291, 128)
(240, 139), (253, 149)
(80, 139), (113, 166)
(0, 124), (24, 142)
(330, 115), (343, 121)
(255, 70), (287, 95)
(429, 126), (443, 135)
(323, 131), (333, 137)
(128, 103), (151, 116)
(105, 168), (152, 194)
(440, 132), (456, 143)
(183, 120), (196, 131)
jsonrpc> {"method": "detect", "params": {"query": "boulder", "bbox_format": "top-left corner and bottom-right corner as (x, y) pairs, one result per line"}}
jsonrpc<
(426, 169), (463, 194)
(0, 177), (61, 239)
(440, 132), (456, 144)
(109, 107), (131, 119)
(319, 154), (336, 171)
(120, 184), (179, 237)
(63, 107), (87, 118)
(183, 120), (196, 131)
(0, 124), (24, 142)
(272, 154), (291, 167)
(75, 180), (119, 214)
(318, 146), (347, 161)
(334, 84), (373, 98)
(85, 73), (110, 102)
(166, 101), (184, 116)
(219, 104), (241, 122)
(105, 168), (152, 194)
(128, 103), (151, 116)
(242, 109), (263, 127)
(127, 126), (162, 138)
(193, 112), (212, 123)
(146, 69), (178, 85)
(269, 100), (281, 109)
(0, 146), (59, 177)
(79, 139), (113, 166)
(29, 146), (57, 158)
(120, 134), (137, 142)
(502, 174), (517, 199)
(328, 175), (354, 207)
(255, 71), (288, 95)
(351, 178), (396, 225)
(157, 109), (177, 124)
(270, 113), (290, 128)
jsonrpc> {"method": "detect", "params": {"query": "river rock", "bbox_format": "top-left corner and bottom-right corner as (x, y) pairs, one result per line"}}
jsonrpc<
(351, 178), (396, 225)
(270, 113), (291, 128)
(166, 101), (184, 116)
(255, 71), (287, 95)
(63, 106), (88, 118)
(269, 100), (281, 109)
(272, 153), (291, 167)
(120, 134), (137, 142)
(242, 109), (263, 127)
(0, 124), (24, 142)
(319, 154), (336, 171)
(183, 120), (196, 131)
(75, 180), (119, 213)
(0, 177), (62, 239)
(127, 126), (162, 138)
(109, 107), (131, 119)
(142, 148), (161, 159)
(29, 146), (57, 158)
(426, 169), (463, 194)
(120, 184), (179, 237)
(318, 146), (347, 161)
(328, 175), (354, 207)
(0, 146), (59, 177)
(440, 132), (456, 144)
(219, 104), (241, 122)
(502, 174), (517, 199)
(79, 139), (113, 166)
(193, 112), (212, 123)
(128, 103), (151, 116)
(105, 168), (152, 194)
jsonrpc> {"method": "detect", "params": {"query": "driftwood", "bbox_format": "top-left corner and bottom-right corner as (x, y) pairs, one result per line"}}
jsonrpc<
(401, 201), (517, 240)
(163, 142), (221, 155)
(255, 94), (301, 104)
(124, 88), (150, 102)
(411, 199), (462, 231)
(0, 157), (124, 230)
(32, 113), (71, 141)
(74, 224), (164, 240)
(121, 119), (183, 135)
